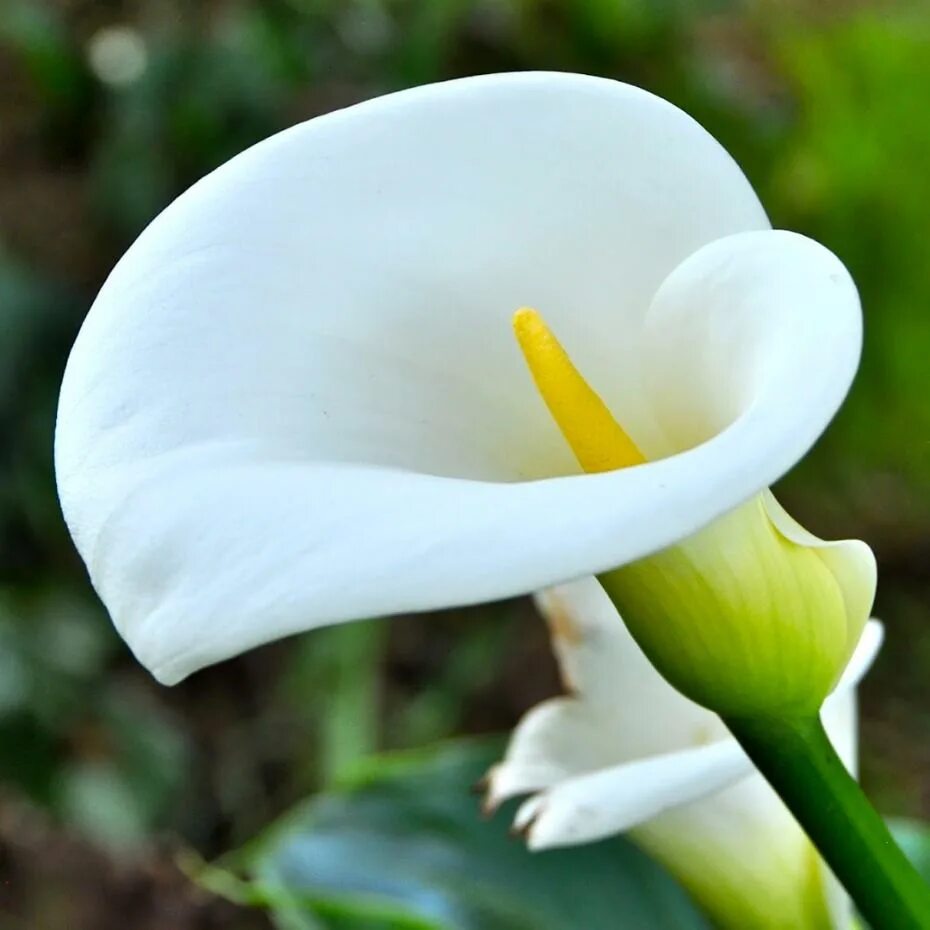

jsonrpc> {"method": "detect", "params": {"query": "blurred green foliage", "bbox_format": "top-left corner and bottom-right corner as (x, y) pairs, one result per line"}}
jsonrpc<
(0, 586), (187, 847)
(1, 0), (930, 926)
(230, 739), (711, 929)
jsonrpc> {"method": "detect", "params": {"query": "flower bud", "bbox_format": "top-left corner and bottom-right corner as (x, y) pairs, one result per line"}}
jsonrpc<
(599, 491), (875, 717)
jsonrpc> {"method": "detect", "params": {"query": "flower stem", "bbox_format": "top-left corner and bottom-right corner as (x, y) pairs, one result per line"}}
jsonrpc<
(724, 714), (930, 930)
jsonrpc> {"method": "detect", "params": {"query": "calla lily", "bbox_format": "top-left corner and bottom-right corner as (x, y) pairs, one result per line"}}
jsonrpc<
(485, 578), (883, 930)
(56, 71), (871, 695)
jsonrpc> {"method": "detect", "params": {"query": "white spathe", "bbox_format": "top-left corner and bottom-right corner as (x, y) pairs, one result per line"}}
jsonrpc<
(486, 578), (883, 930)
(55, 72), (863, 684)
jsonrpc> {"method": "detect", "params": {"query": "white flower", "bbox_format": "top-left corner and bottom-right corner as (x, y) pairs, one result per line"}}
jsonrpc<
(56, 72), (870, 688)
(486, 578), (883, 930)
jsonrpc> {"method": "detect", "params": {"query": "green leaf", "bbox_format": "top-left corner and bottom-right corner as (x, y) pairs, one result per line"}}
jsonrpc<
(233, 739), (709, 930)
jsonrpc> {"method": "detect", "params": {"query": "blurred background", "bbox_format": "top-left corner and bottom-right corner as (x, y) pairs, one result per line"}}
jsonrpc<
(1, 0), (929, 927)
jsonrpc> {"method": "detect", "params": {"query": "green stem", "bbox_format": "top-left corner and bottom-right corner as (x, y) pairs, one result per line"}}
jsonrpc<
(724, 714), (930, 930)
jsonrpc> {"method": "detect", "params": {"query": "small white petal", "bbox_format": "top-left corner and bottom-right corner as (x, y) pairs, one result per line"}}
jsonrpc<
(489, 592), (881, 929)
(524, 740), (750, 850)
(512, 622), (879, 854)
(490, 605), (881, 853)
(484, 698), (611, 809)
(513, 795), (545, 833)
